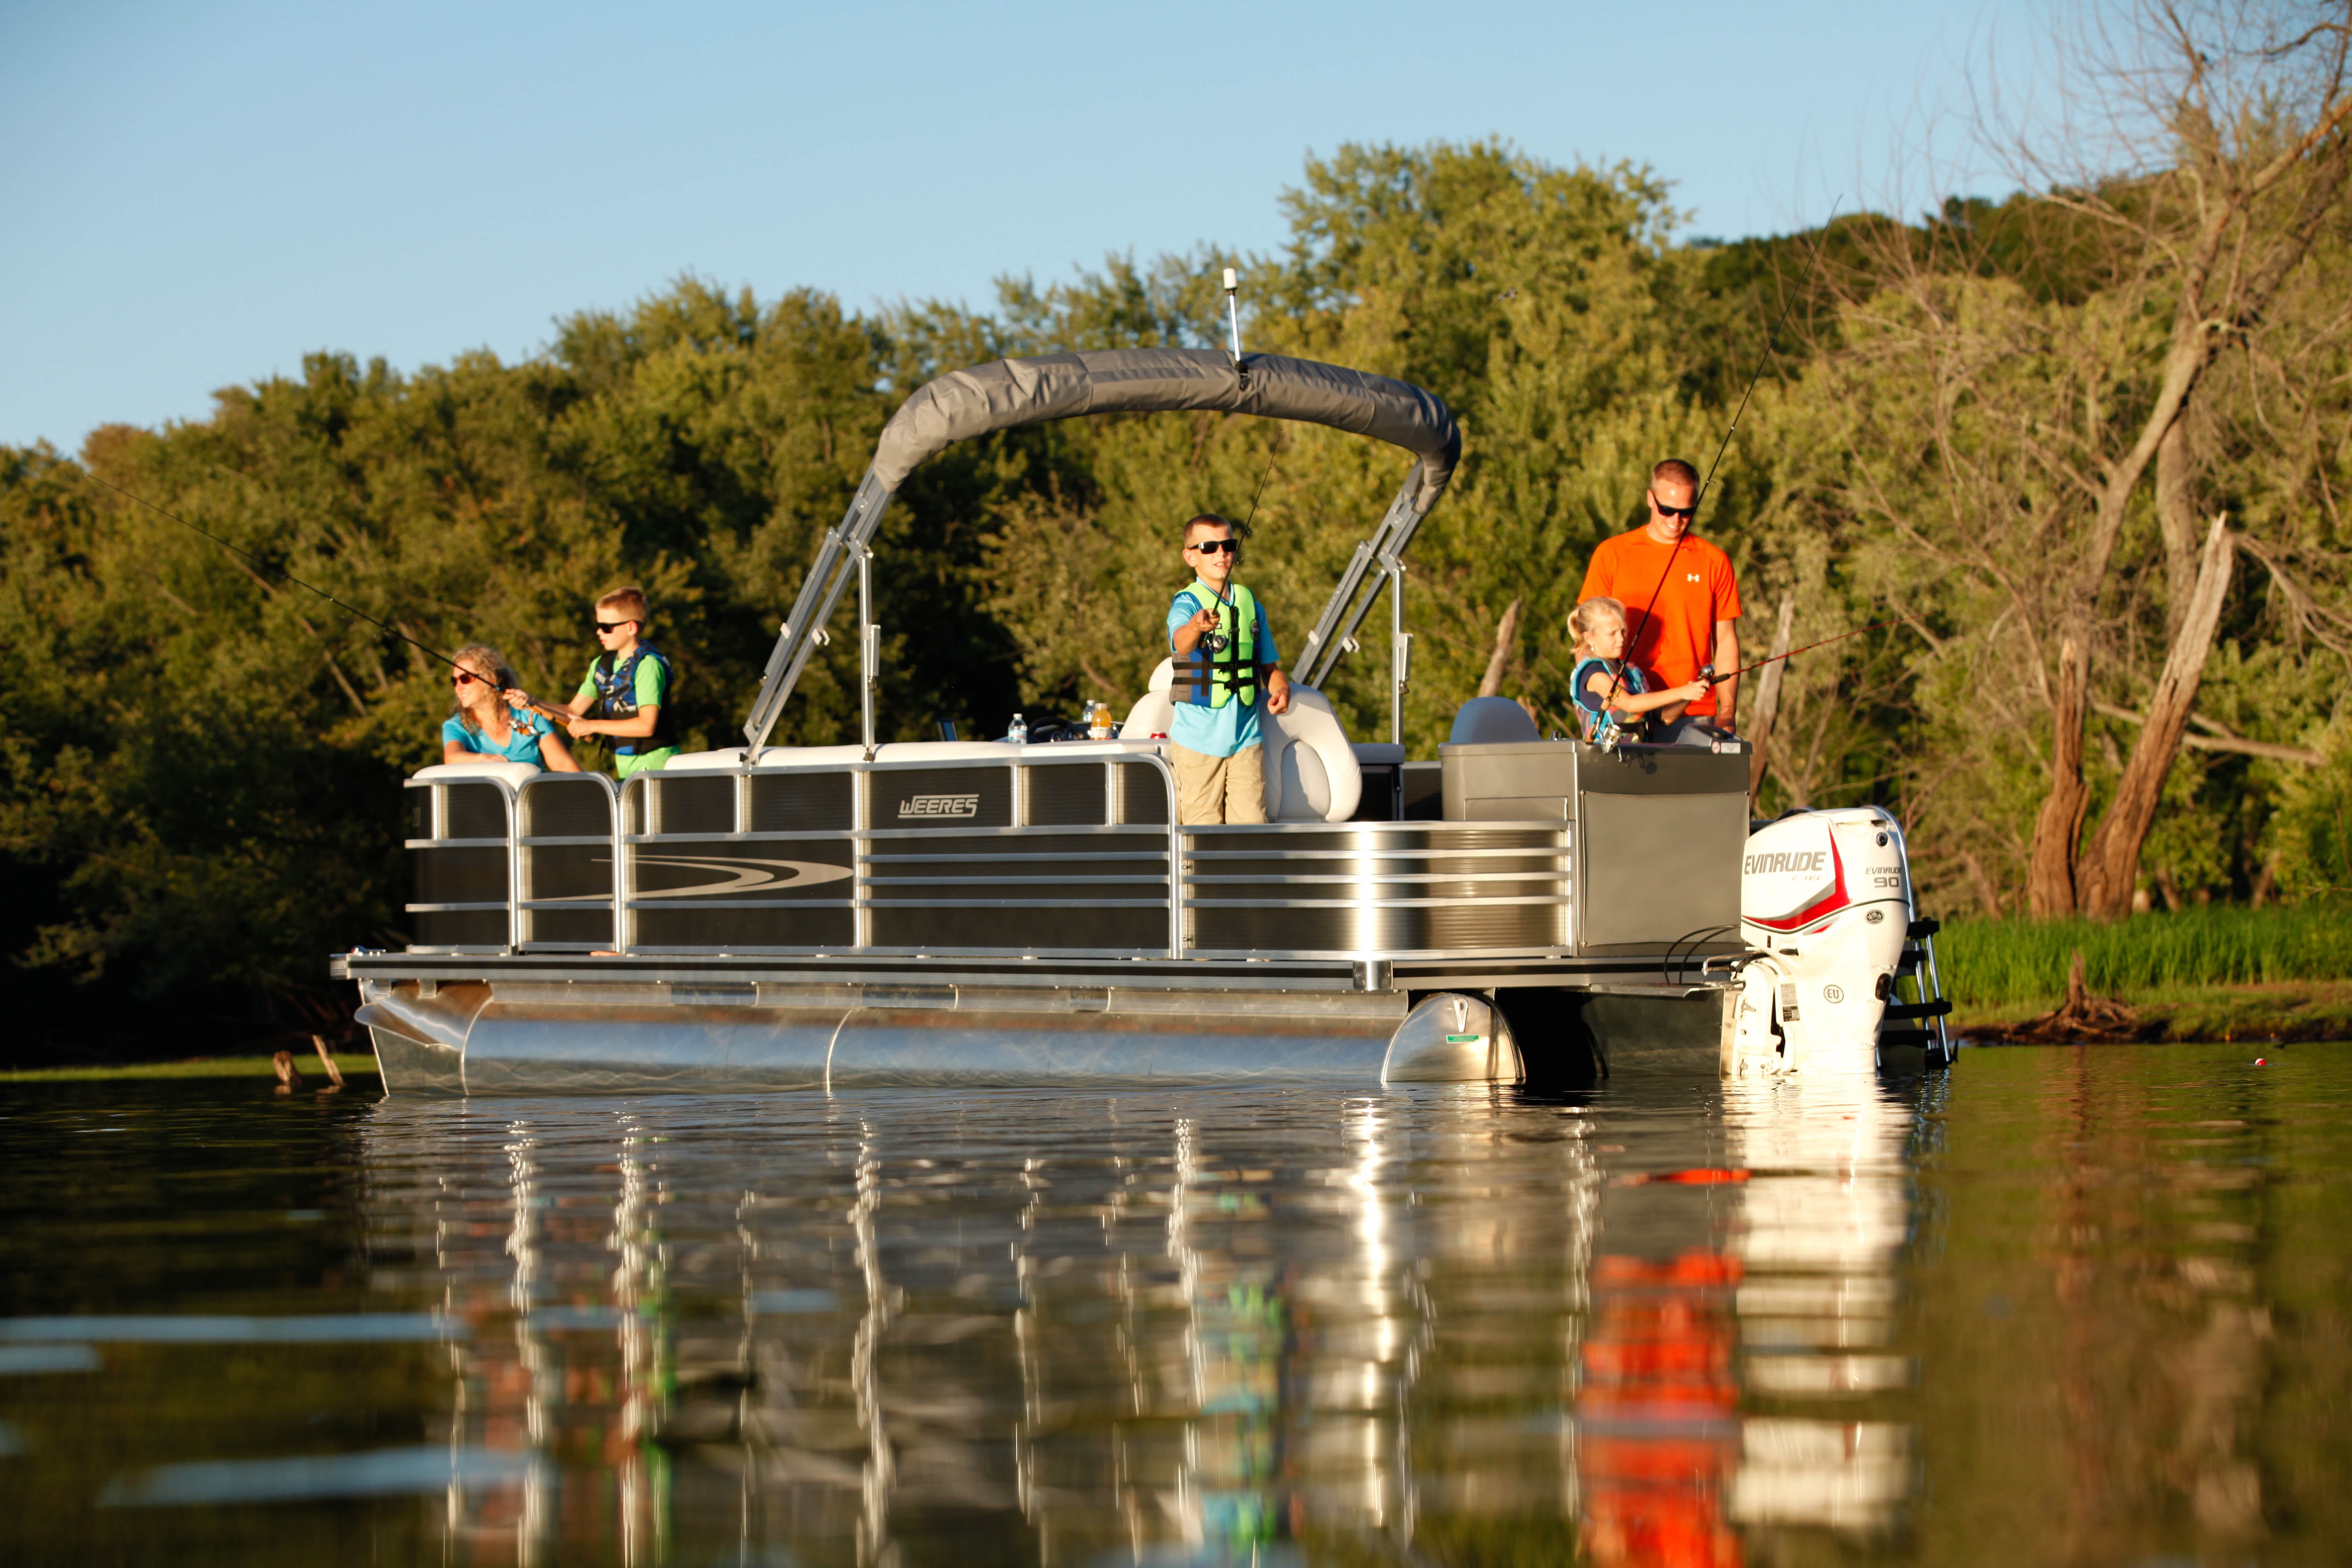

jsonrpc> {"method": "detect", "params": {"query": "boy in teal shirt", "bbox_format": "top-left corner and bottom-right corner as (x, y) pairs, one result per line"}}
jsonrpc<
(1166, 513), (1291, 823)
(554, 586), (679, 778)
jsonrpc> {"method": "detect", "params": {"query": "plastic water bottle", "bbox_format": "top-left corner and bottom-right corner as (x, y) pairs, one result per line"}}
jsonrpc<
(1007, 712), (1028, 745)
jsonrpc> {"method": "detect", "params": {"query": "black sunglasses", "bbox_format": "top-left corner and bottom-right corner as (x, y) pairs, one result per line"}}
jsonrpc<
(451, 670), (482, 687)
(1650, 495), (1697, 521)
(594, 618), (636, 633)
(1189, 538), (1239, 556)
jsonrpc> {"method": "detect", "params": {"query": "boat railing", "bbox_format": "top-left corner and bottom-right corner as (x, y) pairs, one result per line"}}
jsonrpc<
(404, 748), (1580, 963)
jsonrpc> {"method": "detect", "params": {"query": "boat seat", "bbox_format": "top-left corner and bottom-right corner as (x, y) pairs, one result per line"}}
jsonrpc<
(1126, 659), (1359, 822)
(1448, 695), (1541, 745)
(413, 759), (541, 788)
(1262, 685), (1362, 821)
(1122, 661), (1178, 740)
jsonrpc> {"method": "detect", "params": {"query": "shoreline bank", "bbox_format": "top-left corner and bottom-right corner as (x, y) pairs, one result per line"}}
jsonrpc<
(1957, 979), (2352, 1045)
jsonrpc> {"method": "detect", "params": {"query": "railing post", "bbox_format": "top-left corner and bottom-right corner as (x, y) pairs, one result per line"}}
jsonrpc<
(1385, 556), (1410, 748)
(857, 543), (879, 761)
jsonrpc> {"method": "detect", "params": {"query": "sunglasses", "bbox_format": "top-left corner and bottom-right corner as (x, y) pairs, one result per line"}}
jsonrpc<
(451, 670), (483, 687)
(1650, 496), (1698, 521)
(1189, 538), (1239, 556)
(594, 619), (636, 633)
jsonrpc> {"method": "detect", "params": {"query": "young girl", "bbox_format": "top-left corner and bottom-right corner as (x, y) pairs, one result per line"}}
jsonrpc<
(441, 644), (579, 772)
(1568, 598), (1710, 745)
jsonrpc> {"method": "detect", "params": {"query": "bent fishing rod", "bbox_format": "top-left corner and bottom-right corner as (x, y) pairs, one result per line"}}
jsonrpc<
(88, 472), (575, 725)
(1602, 199), (1843, 714)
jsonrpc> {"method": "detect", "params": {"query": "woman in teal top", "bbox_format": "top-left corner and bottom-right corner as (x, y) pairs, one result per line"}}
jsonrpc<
(440, 644), (580, 771)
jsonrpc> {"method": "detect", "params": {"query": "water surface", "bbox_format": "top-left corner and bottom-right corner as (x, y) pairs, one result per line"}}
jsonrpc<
(2, 1043), (2346, 1565)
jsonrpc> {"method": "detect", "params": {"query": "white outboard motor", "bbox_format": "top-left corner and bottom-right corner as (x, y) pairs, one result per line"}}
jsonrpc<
(1729, 807), (1918, 1075)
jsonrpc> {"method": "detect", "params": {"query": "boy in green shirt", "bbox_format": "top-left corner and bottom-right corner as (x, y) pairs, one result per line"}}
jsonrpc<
(552, 586), (679, 778)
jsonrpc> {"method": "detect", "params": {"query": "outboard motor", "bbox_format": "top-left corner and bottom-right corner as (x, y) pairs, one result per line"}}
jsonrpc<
(1729, 807), (1954, 1075)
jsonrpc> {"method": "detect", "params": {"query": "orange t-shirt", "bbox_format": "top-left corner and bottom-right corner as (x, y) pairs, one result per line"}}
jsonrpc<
(1577, 529), (1741, 716)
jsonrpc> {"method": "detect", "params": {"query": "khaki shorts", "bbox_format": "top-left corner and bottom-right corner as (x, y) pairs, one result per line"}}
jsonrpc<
(1172, 742), (1267, 825)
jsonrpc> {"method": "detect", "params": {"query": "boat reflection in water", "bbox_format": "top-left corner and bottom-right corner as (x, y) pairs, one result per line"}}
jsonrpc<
(1574, 1071), (1922, 1566)
(358, 1076), (1921, 1565)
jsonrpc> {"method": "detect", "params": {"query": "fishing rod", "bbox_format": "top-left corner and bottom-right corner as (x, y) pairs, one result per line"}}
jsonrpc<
(1239, 440), (1281, 534)
(1602, 199), (1843, 716)
(1693, 620), (1891, 688)
(88, 472), (575, 726)
(1186, 440), (1286, 703)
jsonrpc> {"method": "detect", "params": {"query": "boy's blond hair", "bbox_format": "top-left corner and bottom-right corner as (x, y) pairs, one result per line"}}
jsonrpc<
(1569, 597), (1627, 649)
(595, 586), (650, 626)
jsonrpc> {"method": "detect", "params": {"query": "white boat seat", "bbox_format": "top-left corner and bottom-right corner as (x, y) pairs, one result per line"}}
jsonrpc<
(1127, 660), (1359, 822)
(1123, 659), (1179, 740)
(1262, 685), (1362, 821)
(413, 759), (541, 788)
(1448, 696), (1540, 746)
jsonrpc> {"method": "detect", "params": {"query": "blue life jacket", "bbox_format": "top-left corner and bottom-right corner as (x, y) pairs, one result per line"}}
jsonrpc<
(1571, 655), (1651, 745)
(1176, 582), (1261, 708)
(591, 644), (677, 756)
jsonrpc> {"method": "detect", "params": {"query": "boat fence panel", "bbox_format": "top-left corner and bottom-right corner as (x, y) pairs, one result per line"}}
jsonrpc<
(405, 777), (516, 954)
(604, 750), (1187, 960)
(620, 765), (858, 954)
(1181, 822), (1573, 958)
(400, 752), (1617, 965)
(515, 772), (620, 952)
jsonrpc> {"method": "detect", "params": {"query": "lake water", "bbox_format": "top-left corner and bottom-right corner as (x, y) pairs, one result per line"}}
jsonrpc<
(2, 1042), (2346, 1566)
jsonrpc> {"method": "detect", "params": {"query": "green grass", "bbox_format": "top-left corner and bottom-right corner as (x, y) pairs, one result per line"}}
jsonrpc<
(0, 1053), (381, 1084)
(1939, 902), (2352, 1010)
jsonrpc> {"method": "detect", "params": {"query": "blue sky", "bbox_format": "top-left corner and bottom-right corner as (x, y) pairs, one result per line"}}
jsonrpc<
(1, 0), (2032, 450)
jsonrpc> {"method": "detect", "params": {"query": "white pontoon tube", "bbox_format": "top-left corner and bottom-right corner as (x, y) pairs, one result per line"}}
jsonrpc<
(738, 347), (1462, 756)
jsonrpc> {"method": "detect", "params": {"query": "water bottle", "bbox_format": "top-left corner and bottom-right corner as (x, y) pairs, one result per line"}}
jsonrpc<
(1007, 712), (1028, 745)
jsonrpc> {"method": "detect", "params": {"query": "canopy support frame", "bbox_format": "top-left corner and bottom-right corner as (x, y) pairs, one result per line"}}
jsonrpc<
(1386, 554), (1410, 747)
(742, 469), (895, 757)
(1295, 470), (1434, 693)
(739, 349), (1459, 755)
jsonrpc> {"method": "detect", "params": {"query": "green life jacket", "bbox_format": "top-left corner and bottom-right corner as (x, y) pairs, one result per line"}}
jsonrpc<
(590, 644), (677, 756)
(1176, 581), (1259, 708)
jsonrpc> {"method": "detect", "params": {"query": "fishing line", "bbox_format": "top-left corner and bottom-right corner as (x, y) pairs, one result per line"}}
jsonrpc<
(87, 472), (575, 725)
(1602, 200), (1843, 716)
(1702, 620), (1892, 685)
(1239, 439), (1282, 535)
(1188, 441), (1284, 702)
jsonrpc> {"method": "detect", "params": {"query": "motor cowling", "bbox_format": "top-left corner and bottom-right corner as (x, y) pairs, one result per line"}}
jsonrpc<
(1729, 808), (1916, 1075)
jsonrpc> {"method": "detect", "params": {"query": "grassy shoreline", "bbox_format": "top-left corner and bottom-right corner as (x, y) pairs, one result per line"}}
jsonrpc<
(1956, 979), (2352, 1044)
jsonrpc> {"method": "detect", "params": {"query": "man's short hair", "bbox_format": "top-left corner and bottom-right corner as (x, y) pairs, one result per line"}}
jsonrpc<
(1650, 458), (1700, 492)
(1183, 513), (1238, 546)
(596, 586), (650, 625)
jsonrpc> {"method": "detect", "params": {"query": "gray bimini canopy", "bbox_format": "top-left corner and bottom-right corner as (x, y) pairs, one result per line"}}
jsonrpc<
(743, 347), (1462, 752)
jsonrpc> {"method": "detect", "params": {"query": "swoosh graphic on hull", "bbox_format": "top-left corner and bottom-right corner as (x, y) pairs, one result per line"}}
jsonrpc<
(630, 854), (855, 898)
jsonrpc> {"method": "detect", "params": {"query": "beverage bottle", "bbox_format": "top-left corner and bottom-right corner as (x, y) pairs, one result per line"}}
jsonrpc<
(1008, 712), (1028, 744)
(1088, 700), (1111, 740)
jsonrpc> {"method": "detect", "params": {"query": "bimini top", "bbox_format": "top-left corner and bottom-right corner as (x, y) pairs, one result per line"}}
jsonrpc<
(872, 347), (1460, 512)
(742, 347), (1460, 752)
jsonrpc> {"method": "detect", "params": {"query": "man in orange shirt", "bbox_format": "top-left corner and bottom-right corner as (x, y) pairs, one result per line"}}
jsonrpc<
(1576, 457), (1742, 739)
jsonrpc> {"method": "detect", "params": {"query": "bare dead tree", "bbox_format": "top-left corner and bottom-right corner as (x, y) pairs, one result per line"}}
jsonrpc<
(1962, 0), (2352, 915)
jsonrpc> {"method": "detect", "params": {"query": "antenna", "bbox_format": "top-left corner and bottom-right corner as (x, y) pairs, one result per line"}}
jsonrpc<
(1223, 268), (1243, 368)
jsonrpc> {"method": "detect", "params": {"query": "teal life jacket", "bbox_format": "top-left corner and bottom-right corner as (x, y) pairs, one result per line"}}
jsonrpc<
(1176, 581), (1260, 708)
(591, 644), (677, 756)
(1571, 655), (1650, 745)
